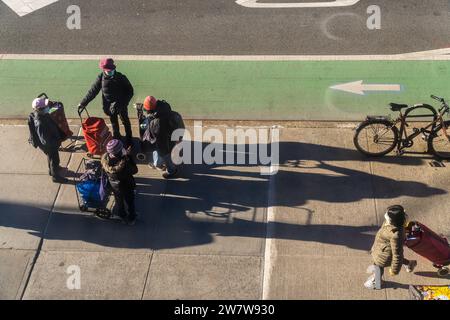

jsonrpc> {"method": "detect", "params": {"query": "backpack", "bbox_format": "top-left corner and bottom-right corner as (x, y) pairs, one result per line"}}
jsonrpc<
(169, 111), (185, 131)
(27, 113), (42, 149)
(157, 100), (185, 141)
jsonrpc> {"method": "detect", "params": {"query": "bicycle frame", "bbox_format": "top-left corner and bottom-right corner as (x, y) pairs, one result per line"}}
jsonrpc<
(392, 104), (448, 152)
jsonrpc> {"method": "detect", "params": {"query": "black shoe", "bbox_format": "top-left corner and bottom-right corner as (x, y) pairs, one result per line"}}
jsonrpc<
(126, 217), (136, 226)
(162, 168), (178, 179)
(109, 214), (124, 222)
(52, 176), (68, 184)
(119, 216), (136, 226)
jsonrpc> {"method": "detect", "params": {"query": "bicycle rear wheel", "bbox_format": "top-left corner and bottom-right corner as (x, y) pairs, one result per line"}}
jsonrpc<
(429, 120), (450, 160)
(354, 119), (398, 157)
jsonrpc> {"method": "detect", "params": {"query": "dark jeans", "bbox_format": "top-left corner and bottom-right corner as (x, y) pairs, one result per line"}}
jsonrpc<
(113, 187), (136, 221)
(107, 106), (132, 140)
(43, 146), (60, 177)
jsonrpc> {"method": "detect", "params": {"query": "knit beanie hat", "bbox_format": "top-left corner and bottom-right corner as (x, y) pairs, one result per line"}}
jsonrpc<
(106, 139), (123, 157)
(143, 96), (157, 112)
(385, 205), (406, 227)
(32, 97), (49, 111)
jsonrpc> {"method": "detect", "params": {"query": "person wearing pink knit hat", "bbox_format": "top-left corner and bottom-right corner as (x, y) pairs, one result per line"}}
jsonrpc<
(101, 139), (138, 225)
(29, 97), (67, 183)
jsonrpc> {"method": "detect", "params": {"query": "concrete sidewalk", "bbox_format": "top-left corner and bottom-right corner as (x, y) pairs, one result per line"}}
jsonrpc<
(0, 121), (449, 300)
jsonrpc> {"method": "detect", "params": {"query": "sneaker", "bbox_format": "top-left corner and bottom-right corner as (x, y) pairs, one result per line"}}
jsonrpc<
(364, 273), (383, 290)
(405, 260), (417, 273)
(162, 168), (178, 179)
(364, 274), (376, 290)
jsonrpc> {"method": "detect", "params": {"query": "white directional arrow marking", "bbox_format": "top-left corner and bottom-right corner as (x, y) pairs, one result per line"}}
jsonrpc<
(330, 80), (401, 95)
(236, 0), (361, 8)
(1, 0), (59, 17)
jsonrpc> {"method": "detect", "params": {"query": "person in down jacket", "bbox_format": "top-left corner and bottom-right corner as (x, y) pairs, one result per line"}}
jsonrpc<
(364, 205), (417, 289)
(78, 58), (134, 146)
(31, 97), (67, 184)
(101, 139), (138, 225)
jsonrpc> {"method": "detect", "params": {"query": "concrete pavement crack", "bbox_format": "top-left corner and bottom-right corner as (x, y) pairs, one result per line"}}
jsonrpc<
(140, 253), (154, 300)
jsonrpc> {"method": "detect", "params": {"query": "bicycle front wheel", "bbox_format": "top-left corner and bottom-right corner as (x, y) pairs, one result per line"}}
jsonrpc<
(429, 120), (450, 160)
(354, 119), (398, 157)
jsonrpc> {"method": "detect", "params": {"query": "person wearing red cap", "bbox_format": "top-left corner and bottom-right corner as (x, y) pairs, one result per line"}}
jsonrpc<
(143, 95), (157, 113)
(140, 96), (183, 179)
(78, 58), (134, 146)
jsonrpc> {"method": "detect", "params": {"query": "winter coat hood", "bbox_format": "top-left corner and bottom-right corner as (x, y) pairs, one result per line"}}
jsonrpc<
(154, 100), (172, 119)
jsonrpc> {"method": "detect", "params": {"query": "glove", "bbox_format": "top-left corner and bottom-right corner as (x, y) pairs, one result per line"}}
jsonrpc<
(77, 104), (84, 114)
(109, 102), (120, 116)
(389, 268), (397, 276)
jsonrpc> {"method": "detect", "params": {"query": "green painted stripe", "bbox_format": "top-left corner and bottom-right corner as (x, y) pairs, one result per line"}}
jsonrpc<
(0, 59), (449, 120)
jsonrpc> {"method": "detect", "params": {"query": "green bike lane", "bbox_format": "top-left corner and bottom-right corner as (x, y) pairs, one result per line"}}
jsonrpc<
(0, 58), (449, 120)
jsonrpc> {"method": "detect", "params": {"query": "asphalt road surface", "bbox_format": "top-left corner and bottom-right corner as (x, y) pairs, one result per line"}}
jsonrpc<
(1, 0), (449, 55)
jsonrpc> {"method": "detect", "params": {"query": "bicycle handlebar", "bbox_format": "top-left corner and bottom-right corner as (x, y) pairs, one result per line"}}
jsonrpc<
(430, 96), (450, 117)
(431, 95), (444, 103)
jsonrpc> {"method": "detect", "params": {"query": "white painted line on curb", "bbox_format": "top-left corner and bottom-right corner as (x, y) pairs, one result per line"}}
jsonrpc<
(236, 0), (361, 9)
(1, 49), (450, 61)
(400, 47), (450, 57)
(262, 128), (278, 300)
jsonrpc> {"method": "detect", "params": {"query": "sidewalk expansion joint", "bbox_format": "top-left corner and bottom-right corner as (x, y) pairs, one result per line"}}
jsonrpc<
(140, 253), (154, 300)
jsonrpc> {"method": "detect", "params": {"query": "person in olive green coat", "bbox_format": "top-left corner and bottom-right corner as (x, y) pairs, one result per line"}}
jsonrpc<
(364, 205), (417, 290)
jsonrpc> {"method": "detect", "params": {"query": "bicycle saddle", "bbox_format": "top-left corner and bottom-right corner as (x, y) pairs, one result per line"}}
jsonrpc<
(389, 103), (409, 111)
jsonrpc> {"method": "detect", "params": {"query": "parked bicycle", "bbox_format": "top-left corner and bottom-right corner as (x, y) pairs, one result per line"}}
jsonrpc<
(353, 95), (450, 159)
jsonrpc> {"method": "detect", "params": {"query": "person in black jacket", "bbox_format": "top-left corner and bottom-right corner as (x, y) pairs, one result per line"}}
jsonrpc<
(142, 96), (178, 179)
(78, 58), (134, 146)
(31, 97), (68, 184)
(101, 139), (138, 225)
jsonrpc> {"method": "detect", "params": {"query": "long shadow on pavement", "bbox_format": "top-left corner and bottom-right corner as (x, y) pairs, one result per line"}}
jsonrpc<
(0, 141), (446, 252)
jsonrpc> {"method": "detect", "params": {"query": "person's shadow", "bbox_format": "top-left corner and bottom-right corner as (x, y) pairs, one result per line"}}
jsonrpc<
(0, 140), (446, 255)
